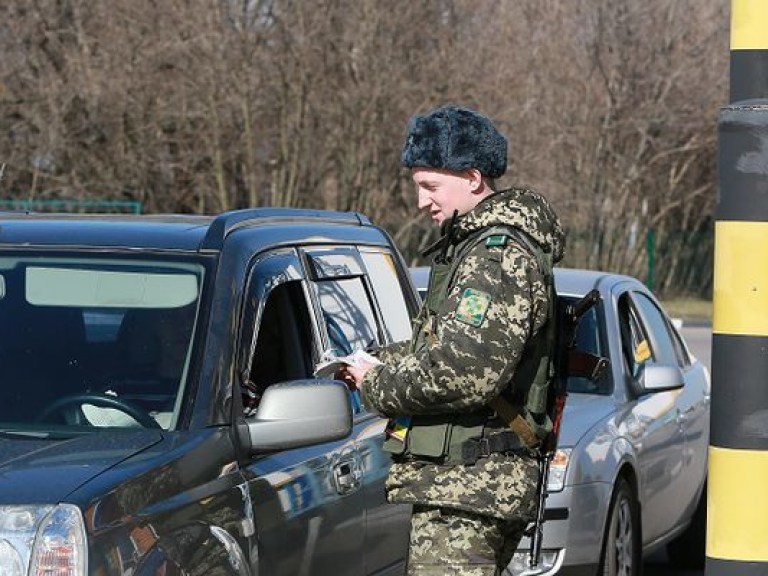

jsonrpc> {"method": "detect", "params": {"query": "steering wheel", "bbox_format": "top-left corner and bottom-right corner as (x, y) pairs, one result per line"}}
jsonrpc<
(36, 393), (161, 429)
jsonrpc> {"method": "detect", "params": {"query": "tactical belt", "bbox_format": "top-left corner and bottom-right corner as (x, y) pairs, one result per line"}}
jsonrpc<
(461, 431), (531, 465)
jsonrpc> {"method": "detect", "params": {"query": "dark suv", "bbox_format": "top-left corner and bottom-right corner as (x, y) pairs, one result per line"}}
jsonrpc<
(0, 209), (416, 575)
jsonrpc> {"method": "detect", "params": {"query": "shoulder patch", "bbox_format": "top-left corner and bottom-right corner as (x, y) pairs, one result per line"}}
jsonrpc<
(485, 234), (508, 247)
(455, 288), (492, 327)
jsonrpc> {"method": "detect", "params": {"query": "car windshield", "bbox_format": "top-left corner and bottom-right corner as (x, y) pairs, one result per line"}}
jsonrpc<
(0, 255), (205, 433)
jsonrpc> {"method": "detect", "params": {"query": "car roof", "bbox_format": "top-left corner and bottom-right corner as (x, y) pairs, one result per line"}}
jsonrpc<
(554, 267), (638, 298)
(409, 265), (642, 299)
(0, 208), (374, 252)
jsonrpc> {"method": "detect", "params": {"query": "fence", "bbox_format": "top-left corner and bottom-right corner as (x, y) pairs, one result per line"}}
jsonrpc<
(0, 199), (142, 214)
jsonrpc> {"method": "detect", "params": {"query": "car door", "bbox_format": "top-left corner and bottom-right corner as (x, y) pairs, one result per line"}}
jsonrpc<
(630, 292), (707, 524)
(304, 246), (413, 576)
(238, 248), (365, 576)
(617, 290), (686, 545)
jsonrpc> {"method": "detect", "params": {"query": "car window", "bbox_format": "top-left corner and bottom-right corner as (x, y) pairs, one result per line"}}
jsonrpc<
(0, 256), (204, 431)
(244, 281), (314, 416)
(618, 294), (649, 378)
(312, 278), (380, 415)
(360, 250), (413, 344)
(240, 250), (315, 417)
(668, 322), (692, 367)
(631, 292), (680, 368)
(566, 303), (610, 394)
(314, 279), (379, 355)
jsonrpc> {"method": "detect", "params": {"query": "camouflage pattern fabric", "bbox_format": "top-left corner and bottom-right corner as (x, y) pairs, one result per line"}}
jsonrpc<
(387, 452), (539, 521)
(407, 505), (527, 575)
(361, 188), (565, 521)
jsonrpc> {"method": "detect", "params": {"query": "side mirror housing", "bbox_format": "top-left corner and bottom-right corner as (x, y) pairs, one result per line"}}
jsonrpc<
(638, 364), (684, 394)
(246, 380), (352, 453)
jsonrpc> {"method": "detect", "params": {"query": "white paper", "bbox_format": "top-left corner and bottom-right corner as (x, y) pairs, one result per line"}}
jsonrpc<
(314, 349), (383, 378)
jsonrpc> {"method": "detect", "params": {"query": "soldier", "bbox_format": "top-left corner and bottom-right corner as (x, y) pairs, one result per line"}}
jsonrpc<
(342, 105), (565, 575)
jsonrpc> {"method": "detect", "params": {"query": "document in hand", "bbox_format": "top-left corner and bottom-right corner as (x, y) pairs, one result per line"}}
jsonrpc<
(314, 349), (383, 378)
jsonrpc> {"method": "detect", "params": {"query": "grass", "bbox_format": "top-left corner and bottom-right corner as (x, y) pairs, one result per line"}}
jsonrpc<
(660, 298), (712, 321)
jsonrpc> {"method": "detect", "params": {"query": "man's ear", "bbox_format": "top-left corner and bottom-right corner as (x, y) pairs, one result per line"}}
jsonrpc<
(467, 169), (483, 193)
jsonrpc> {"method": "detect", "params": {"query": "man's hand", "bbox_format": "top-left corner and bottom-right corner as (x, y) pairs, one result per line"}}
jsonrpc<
(337, 360), (377, 391)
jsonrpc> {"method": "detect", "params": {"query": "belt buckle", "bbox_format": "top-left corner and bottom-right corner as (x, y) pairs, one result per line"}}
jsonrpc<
(478, 437), (491, 459)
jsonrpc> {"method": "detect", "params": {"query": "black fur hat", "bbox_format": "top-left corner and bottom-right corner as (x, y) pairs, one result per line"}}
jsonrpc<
(401, 105), (507, 178)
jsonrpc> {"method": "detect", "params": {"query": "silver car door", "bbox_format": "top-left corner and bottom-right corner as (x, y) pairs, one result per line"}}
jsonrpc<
(623, 291), (688, 544)
(631, 292), (708, 523)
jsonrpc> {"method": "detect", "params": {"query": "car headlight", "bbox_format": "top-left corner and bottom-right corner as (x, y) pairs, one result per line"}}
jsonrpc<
(546, 448), (572, 492)
(508, 548), (565, 575)
(0, 504), (87, 576)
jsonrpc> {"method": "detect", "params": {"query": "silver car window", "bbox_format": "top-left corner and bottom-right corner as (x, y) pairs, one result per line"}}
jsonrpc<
(631, 292), (680, 368)
(618, 294), (648, 378)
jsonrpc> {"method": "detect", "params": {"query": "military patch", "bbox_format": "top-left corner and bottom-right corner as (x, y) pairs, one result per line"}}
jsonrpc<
(455, 288), (492, 327)
(485, 234), (508, 247)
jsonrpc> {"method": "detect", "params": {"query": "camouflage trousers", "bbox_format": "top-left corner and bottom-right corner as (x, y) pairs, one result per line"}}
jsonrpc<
(406, 505), (526, 576)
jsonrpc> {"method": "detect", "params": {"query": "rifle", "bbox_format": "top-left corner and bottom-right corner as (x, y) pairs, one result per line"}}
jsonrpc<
(528, 288), (605, 569)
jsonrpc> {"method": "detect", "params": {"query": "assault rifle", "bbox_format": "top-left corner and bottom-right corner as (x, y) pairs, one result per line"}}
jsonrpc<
(528, 288), (606, 569)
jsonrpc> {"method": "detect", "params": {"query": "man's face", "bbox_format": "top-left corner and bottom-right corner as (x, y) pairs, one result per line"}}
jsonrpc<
(412, 168), (479, 225)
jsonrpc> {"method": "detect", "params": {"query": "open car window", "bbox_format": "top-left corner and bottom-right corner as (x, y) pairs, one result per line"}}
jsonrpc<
(239, 249), (315, 418)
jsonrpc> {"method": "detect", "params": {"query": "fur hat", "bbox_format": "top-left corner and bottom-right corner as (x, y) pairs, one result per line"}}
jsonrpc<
(401, 105), (507, 178)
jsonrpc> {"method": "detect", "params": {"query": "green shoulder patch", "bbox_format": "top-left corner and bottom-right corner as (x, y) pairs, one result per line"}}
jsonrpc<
(485, 234), (508, 247)
(455, 288), (492, 327)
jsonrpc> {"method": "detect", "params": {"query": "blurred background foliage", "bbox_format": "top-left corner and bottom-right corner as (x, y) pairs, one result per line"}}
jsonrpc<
(0, 0), (727, 297)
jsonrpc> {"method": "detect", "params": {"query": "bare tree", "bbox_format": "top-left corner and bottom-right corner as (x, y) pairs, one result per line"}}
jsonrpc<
(0, 0), (727, 295)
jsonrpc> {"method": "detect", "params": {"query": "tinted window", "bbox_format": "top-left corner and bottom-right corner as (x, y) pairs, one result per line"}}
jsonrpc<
(618, 294), (649, 378)
(566, 302), (610, 394)
(0, 256), (204, 430)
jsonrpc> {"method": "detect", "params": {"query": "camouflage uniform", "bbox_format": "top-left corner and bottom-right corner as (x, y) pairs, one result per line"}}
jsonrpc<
(362, 188), (565, 575)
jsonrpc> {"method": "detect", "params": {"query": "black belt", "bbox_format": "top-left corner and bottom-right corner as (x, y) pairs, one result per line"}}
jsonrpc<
(461, 431), (531, 465)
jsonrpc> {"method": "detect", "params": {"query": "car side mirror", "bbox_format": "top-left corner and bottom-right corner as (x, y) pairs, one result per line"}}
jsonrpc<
(246, 379), (352, 453)
(638, 364), (684, 394)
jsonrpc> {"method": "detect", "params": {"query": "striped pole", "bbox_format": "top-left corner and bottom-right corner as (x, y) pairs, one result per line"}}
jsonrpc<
(709, 1), (768, 575)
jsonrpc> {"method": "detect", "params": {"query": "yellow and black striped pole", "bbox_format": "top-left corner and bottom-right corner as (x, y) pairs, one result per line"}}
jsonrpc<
(709, 1), (768, 574)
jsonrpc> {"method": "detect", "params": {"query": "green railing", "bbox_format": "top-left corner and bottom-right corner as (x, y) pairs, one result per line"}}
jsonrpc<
(0, 199), (142, 214)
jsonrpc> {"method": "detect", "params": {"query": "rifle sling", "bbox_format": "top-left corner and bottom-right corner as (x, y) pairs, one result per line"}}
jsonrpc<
(488, 396), (541, 450)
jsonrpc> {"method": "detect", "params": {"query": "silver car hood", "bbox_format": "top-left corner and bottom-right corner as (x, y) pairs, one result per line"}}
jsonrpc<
(556, 393), (615, 448)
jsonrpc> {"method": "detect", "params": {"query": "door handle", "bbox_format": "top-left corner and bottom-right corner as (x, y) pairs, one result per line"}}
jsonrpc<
(333, 457), (361, 495)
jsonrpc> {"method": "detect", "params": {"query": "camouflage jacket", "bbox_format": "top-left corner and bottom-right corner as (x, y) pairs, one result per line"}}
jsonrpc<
(361, 188), (565, 520)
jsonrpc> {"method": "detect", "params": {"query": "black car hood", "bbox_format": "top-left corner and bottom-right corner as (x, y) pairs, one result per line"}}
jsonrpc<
(0, 430), (163, 504)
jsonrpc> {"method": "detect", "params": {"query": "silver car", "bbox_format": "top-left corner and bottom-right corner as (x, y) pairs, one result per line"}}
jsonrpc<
(410, 266), (710, 576)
